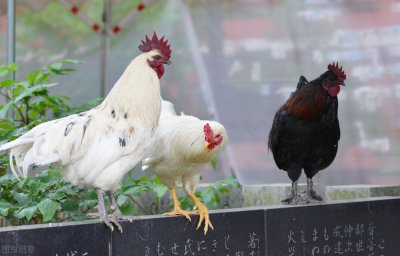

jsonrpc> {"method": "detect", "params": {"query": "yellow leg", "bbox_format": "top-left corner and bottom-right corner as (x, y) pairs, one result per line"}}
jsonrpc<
(188, 194), (214, 235)
(163, 187), (194, 221)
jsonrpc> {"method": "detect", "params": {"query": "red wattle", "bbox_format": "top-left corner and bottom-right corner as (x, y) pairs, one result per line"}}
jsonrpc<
(328, 85), (340, 97)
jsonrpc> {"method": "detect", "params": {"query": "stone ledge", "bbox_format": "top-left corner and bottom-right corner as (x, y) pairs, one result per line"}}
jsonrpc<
(242, 183), (321, 206)
(1, 197), (399, 255)
(326, 184), (400, 201)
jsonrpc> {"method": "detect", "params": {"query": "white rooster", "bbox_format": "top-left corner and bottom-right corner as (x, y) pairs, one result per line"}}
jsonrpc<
(0, 33), (172, 232)
(143, 100), (228, 234)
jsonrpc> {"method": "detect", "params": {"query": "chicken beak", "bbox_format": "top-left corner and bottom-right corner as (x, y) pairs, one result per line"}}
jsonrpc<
(163, 59), (171, 65)
(204, 141), (211, 150)
(341, 82), (346, 86)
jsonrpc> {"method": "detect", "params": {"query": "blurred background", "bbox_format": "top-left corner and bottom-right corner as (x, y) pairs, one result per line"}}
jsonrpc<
(1, 0), (400, 189)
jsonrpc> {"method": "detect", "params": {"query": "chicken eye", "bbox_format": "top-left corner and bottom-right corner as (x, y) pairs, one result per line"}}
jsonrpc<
(153, 55), (162, 60)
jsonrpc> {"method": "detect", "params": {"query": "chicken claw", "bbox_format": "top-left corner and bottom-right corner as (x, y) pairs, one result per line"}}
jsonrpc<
(163, 209), (194, 221)
(195, 205), (214, 235)
(164, 187), (195, 221)
(281, 195), (298, 205)
(189, 194), (214, 235)
(282, 181), (299, 205)
(88, 212), (123, 233)
(306, 178), (323, 202)
(89, 189), (124, 233)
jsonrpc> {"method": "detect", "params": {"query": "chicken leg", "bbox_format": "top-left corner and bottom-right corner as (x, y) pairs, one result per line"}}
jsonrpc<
(163, 187), (194, 221)
(189, 193), (214, 235)
(89, 189), (123, 233)
(306, 178), (323, 202)
(282, 181), (298, 205)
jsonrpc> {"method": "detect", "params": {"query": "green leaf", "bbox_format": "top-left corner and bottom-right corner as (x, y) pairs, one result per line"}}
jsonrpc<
(13, 192), (32, 206)
(0, 79), (16, 88)
(0, 199), (13, 216)
(122, 186), (142, 195)
(49, 62), (62, 71)
(117, 194), (128, 206)
(179, 196), (194, 211)
(38, 198), (60, 222)
(148, 183), (168, 200)
(0, 100), (14, 119)
(16, 206), (37, 221)
(120, 179), (136, 189)
(0, 63), (18, 77)
(14, 83), (58, 102)
(211, 157), (218, 170)
(219, 177), (241, 188)
(62, 199), (79, 212)
(60, 59), (84, 65)
(0, 174), (16, 185)
(48, 191), (66, 201)
(119, 203), (134, 216)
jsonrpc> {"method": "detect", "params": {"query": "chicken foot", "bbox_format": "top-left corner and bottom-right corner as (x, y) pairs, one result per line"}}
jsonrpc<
(88, 189), (123, 233)
(306, 178), (323, 202)
(163, 187), (194, 221)
(282, 181), (298, 205)
(189, 193), (214, 235)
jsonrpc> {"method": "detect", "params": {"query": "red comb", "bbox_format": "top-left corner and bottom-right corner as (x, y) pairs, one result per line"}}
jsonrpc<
(203, 123), (214, 142)
(138, 32), (171, 60)
(327, 62), (346, 82)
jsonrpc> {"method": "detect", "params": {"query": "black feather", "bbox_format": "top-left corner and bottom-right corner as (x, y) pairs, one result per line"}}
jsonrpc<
(64, 122), (76, 136)
(296, 75), (308, 91)
(119, 137), (126, 147)
(81, 116), (91, 144)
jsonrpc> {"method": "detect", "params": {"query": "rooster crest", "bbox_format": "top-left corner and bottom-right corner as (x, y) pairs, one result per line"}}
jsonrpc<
(327, 62), (346, 83)
(139, 32), (171, 60)
(203, 123), (213, 142)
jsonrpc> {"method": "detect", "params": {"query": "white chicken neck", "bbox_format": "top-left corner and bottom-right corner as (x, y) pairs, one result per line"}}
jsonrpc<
(100, 51), (162, 128)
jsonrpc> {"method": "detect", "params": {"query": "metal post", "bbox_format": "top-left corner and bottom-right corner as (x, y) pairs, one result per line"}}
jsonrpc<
(100, 0), (111, 98)
(3, 0), (15, 227)
(7, 0), (16, 79)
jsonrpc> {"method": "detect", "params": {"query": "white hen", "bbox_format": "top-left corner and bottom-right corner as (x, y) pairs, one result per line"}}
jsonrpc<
(0, 33), (172, 232)
(143, 100), (228, 234)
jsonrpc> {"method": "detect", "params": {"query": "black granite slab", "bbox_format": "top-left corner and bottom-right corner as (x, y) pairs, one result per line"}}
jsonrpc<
(0, 221), (110, 256)
(112, 209), (265, 256)
(0, 197), (399, 256)
(266, 198), (400, 256)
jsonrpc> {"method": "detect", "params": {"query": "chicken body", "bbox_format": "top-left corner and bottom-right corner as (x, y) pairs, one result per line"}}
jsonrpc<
(0, 40), (171, 230)
(143, 100), (228, 234)
(268, 63), (346, 204)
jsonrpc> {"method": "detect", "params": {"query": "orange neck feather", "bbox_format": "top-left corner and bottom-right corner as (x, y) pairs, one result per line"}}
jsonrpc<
(284, 85), (328, 120)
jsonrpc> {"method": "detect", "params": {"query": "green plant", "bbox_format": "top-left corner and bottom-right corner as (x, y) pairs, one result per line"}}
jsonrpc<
(179, 177), (241, 210)
(0, 60), (83, 145)
(0, 61), (102, 224)
(116, 175), (169, 215)
(0, 168), (97, 225)
(116, 175), (241, 216)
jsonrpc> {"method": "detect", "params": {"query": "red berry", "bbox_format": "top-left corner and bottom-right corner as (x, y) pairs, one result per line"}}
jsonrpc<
(92, 23), (100, 32)
(71, 6), (79, 14)
(113, 25), (121, 34)
(137, 3), (145, 12)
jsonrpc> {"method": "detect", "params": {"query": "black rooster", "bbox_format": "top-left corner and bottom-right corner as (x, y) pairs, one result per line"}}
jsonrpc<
(268, 63), (346, 204)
